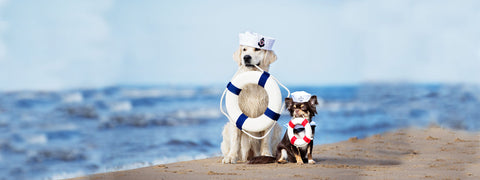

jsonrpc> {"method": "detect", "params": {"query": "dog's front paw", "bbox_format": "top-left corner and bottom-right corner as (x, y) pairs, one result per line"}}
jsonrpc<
(308, 159), (316, 164)
(296, 161), (304, 165)
(260, 151), (272, 157)
(260, 148), (272, 157)
(222, 156), (237, 164)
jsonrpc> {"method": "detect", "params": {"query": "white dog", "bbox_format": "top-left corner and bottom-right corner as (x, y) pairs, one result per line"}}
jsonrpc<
(221, 45), (282, 164)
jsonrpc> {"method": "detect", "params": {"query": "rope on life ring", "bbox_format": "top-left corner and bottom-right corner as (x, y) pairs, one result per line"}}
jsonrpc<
(220, 65), (290, 139)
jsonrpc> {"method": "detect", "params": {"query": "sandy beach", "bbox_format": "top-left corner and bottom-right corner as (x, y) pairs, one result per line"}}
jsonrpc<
(70, 126), (479, 180)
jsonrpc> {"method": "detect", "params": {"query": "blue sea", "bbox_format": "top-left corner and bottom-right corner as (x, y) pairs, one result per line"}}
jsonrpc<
(0, 84), (479, 179)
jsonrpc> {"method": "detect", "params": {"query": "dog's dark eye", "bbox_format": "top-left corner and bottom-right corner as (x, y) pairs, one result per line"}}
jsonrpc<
(254, 48), (261, 51)
(302, 106), (308, 111)
(243, 48), (246, 51)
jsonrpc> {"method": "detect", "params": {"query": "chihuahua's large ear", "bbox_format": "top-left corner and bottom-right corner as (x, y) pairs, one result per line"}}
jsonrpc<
(285, 97), (293, 110)
(263, 50), (277, 66)
(233, 47), (242, 66)
(309, 95), (319, 114)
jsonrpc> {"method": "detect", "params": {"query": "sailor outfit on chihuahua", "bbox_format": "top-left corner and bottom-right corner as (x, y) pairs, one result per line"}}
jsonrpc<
(291, 91), (312, 103)
(289, 91), (316, 129)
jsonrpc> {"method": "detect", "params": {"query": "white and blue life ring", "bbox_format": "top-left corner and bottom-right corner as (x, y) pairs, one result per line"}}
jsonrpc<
(225, 71), (282, 132)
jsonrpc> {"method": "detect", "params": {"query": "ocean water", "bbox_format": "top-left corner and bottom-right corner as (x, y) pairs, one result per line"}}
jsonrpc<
(0, 84), (479, 179)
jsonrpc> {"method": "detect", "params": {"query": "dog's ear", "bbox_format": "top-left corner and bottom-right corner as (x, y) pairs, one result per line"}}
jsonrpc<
(263, 50), (277, 66)
(233, 47), (242, 66)
(309, 95), (319, 114)
(285, 97), (293, 110)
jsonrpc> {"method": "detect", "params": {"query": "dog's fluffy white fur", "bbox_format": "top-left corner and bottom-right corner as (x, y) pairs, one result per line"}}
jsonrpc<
(221, 45), (283, 164)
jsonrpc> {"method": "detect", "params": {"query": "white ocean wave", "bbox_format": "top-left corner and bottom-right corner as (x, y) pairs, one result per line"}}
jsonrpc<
(25, 134), (48, 145)
(101, 161), (151, 174)
(108, 101), (132, 112)
(43, 123), (78, 132)
(100, 107), (222, 128)
(151, 153), (209, 165)
(171, 108), (221, 120)
(120, 89), (164, 98)
(62, 92), (83, 103)
(48, 170), (85, 180)
(93, 153), (212, 176)
(119, 88), (197, 99)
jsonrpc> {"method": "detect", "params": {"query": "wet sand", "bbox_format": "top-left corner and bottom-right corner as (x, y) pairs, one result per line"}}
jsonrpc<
(70, 126), (479, 180)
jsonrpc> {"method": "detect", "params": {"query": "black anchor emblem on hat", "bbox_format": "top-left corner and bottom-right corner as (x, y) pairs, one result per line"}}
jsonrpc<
(258, 37), (265, 47)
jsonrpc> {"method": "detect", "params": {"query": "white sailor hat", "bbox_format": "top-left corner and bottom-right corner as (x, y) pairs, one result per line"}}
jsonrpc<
(291, 91), (312, 103)
(239, 31), (275, 50)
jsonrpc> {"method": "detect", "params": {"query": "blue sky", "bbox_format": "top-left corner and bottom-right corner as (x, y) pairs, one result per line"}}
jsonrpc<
(0, 0), (479, 90)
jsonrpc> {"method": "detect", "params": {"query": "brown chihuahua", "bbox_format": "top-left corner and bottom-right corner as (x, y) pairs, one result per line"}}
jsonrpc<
(249, 94), (319, 164)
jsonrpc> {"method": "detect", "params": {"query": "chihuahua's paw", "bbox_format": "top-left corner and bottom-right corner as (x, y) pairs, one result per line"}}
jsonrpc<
(308, 159), (316, 164)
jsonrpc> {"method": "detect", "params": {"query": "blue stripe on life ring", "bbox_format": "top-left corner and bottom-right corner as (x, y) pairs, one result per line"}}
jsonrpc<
(227, 82), (242, 95)
(257, 71), (270, 87)
(236, 113), (248, 130)
(264, 107), (280, 121)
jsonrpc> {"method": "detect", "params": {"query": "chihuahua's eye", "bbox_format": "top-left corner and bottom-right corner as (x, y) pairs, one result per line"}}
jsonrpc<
(254, 48), (261, 51)
(300, 104), (307, 110)
(243, 48), (246, 51)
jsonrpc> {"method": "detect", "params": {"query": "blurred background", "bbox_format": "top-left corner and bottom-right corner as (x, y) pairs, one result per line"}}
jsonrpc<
(0, 0), (479, 179)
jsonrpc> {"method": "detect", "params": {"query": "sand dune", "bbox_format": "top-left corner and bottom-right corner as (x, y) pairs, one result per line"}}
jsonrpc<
(70, 126), (479, 180)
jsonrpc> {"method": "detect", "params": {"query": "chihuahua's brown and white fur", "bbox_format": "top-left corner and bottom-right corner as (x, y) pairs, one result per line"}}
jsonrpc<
(248, 95), (318, 164)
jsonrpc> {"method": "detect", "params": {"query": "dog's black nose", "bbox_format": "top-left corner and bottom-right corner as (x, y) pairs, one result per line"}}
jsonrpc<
(243, 55), (252, 64)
